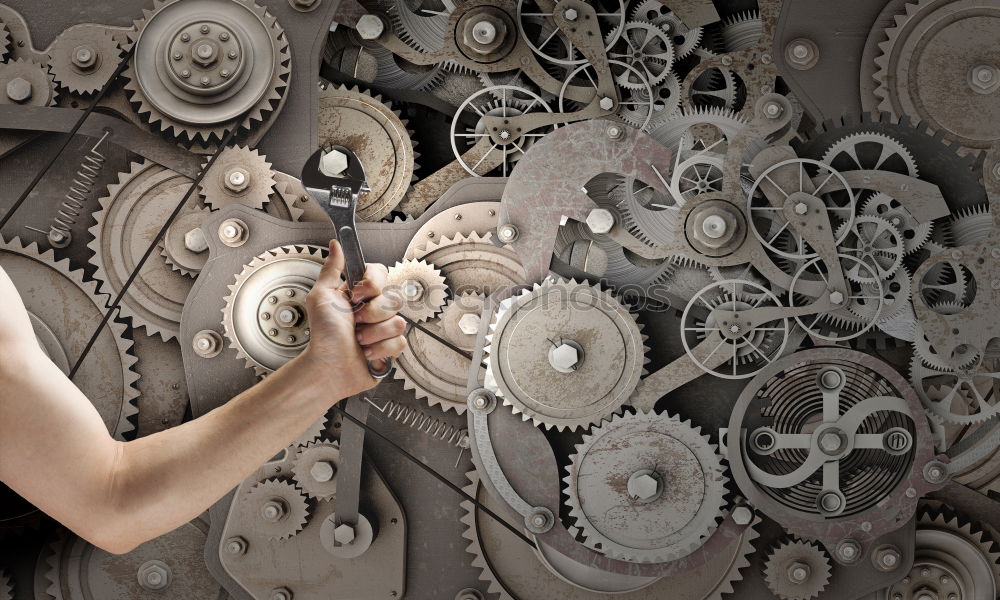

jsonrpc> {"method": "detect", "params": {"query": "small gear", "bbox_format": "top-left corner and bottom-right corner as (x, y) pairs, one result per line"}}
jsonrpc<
(486, 278), (646, 431)
(612, 173), (679, 247)
(605, 20), (675, 90)
(909, 352), (1000, 425)
(564, 410), (727, 563)
(619, 71), (681, 129)
(159, 204), (212, 277)
(199, 145), (276, 211)
(123, 0), (290, 143)
(0, 19), (10, 61)
(386, 258), (448, 322)
(0, 57), (57, 106)
(836, 216), (904, 283)
(295, 414), (328, 446)
(241, 479), (310, 540)
(763, 539), (832, 600)
(222, 244), (327, 376)
(291, 440), (340, 501)
(861, 192), (932, 254)
(628, 2), (703, 59)
(47, 24), (122, 94)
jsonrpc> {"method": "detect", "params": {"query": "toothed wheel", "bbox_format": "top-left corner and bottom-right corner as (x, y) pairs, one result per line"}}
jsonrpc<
(484, 278), (645, 431)
(0, 236), (139, 439)
(318, 85), (417, 221)
(159, 204), (213, 277)
(861, 192), (932, 254)
(820, 131), (919, 178)
(0, 57), (57, 106)
(291, 440), (340, 501)
(0, 20), (10, 61)
(47, 24), (122, 94)
(411, 231), (526, 296)
(222, 245), (327, 376)
(909, 349), (1000, 425)
(123, 0), (290, 144)
(386, 259), (447, 322)
(199, 146), (276, 211)
(720, 10), (762, 52)
(605, 21), (675, 90)
(239, 480), (310, 541)
(564, 410), (727, 563)
(836, 216), (904, 283)
(763, 539), (832, 600)
(628, 2), (703, 59)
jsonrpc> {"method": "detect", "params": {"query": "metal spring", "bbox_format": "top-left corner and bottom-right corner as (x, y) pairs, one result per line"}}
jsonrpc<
(367, 397), (470, 449)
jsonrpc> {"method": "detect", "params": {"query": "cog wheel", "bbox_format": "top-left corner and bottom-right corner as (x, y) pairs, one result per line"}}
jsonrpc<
(318, 85), (417, 221)
(605, 20), (675, 90)
(947, 203), (993, 246)
(410, 231), (526, 296)
(47, 24), (123, 94)
(1, 236), (138, 439)
(619, 71), (681, 129)
(222, 244), (327, 376)
(0, 20), (10, 61)
(386, 258), (448, 322)
(720, 10), (762, 52)
(0, 57), (57, 106)
(240, 479), (309, 541)
(124, 0), (290, 144)
(485, 278), (646, 431)
(291, 440), (340, 501)
(763, 539), (832, 600)
(861, 192), (932, 254)
(628, 2), (703, 59)
(295, 414), (328, 446)
(88, 160), (199, 341)
(199, 145), (276, 211)
(820, 131), (919, 177)
(909, 351), (1000, 425)
(564, 410), (727, 563)
(836, 216), (904, 283)
(388, 1), (452, 54)
(610, 173), (679, 246)
(871, 0), (1000, 153)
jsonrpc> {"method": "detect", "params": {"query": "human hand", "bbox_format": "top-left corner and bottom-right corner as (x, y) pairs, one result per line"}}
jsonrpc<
(299, 240), (407, 398)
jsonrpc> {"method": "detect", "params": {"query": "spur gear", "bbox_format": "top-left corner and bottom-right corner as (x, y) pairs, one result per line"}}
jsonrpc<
(564, 410), (727, 563)
(836, 216), (905, 283)
(199, 145), (276, 211)
(47, 24), (122, 94)
(0, 57), (57, 106)
(909, 351), (1000, 425)
(318, 85), (417, 221)
(605, 20), (675, 90)
(0, 20), (10, 61)
(763, 539), (832, 600)
(410, 231), (526, 296)
(123, 0), (290, 143)
(820, 131), (918, 177)
(628, 2), (703, 59)
(720, 10), (762, 52)
(239, 479), (310, 541)
(485, 278), (645, 431)
(0, 236), (138, 439)
(947, 204), (993, 246)
(386, 258), (447, 323)
(291, 440), (340, 501)
(619, 71), (681, 129)
(861, 192), (932, 254)
(222, 244), (327, 377)
(88, 160), (200, 341)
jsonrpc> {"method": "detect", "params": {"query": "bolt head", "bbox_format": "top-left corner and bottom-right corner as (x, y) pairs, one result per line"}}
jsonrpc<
(261, 499), (285, 521)
(497, 224), (519, 242)
(819, 430), (843, 453)
(970, 65), (999, 93)
(787, 562), (811, 583)
(225, 168), (250, 192)
(472, 20), (497, 45)
(226, 536), (247, 555)
(820, 490), (843, 512)
(564, 7), (578, 20)
(137, 562), (171, 591)
(794, 201), (808, 215)
(598, 96), (614, 111)
(184, 227), (209, 253)
(6, 77), (32, 103)
(356, 14), (385, 40)
(701, 214), (728, 239)
(319, 148), (349, 177)
(402, 279), (424, 300)
(271, 587), (293, 600)
(72, 45), (96, 68)
(310, 460), (336, 483)
(731, 506), (753, 525)
(828, 290), (844, 305)
(764, 101), (783, 118)
(334, 523), (356, 545)
(627, 472), (660, 501)
(549, 343), (580, 372)
(458, 312), (481, 335)
(585, 208), (615, 234)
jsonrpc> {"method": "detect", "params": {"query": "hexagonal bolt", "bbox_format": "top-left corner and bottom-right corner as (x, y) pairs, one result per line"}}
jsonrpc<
(526, 508), (552, 532)
(137, 561), (171, 591)
(356, 14), (385, 40)
(969, 64), (998, 92)
(472, 20), (497, 45)
(563, 7), (578, 20)
(873, 546), (902, 571)
(585, 208), (615, 234)
(497, 223), (519, 243)
(469, 390), (492, 411)
(458, 312), (481, 335)
(334, 523), (356, 545)
(793, 201), (808, 215)
(835, 539), (861, 563)
(193, 42), (217, 65)
(598, 96), (615, 111)
(225, 536), (248, 555)
(184, 227), (209, 253)
(225, 168), (250, 192)
(548, 342), (580, 372)
(785, 38), (819, 70)
(72, 45), (97, 69)
(627, 472), (660, 501)
(319, 148), (349, 177)
(731, 506), (753, 525)
(219, 219), (248, 247)
(310, 460), (336, 483)
(606, 124), (623, 139)
(192, 330), (223, 358)
(701, 214), (728, 239)
(6, 77), (32, 103)
(827, 290), (844, 306)
(763, 101), (783, 119)
(270, 587), (293, 600)
(786, 561), (811, 584)
(261, 499), (287, 522)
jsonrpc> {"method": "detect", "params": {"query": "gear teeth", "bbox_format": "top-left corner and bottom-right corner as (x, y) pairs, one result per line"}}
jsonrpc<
(763, 539), (832, 600)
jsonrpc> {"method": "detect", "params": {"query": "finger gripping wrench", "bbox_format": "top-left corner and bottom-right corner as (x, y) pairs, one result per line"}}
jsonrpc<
(303, 146), (392, 380)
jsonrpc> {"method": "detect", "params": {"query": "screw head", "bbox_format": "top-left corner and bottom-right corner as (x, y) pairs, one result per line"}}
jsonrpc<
(819, 369), (842, 388)
(497, 223), (519, 243)
(225, 536), (248, 555)
(457, 312), (481, 335)
(818, 430), (844, 454)
(836, 539), (861, 563)
(356, 14), (385, 40)
(402, 279), (424, 301)
(970, 64), (999, 92)
(334, 523), (356, 545)
(270, 587), (293, 600)
(5, 77), (32, 103)
(71, 45), (96, 68)
(787, 561), (811, 584)
(585, 208), (615, 234)
(819, 490), (843, 512)
(319, 148), (349, 177)
(137, 561), (171, 591)
(794, 201), (808, 215)
(828, 290), (844, 305)
(701, 214), (728, 239)
(261, 499), (286, 521)
(472, 20), (497, 44)
(192, 330), (222, 358)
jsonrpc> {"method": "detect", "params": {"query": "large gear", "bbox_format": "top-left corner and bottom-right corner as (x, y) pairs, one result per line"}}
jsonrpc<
(485, 278), (646, 431)
(564, 410), (727, 563)
(410, 231), (526, 295)
(46, 24), (122, 95)
(0, 57), (57, 106)
(318, 85), (417, 221)
(199, 145), (276, 211)
(123, 0), (290, 143)
(0, 236), (138, 439)
(762, 539), (832, 600)
(239, 479), (310, 541)
(291, 440), (341, 501)
(628, 2), (702, 58)
(222, 244), (327, 377)
(385, 258), (448, 322)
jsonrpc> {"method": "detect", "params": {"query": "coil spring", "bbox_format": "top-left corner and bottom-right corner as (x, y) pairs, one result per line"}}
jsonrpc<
(47, 140), (106, 247)
(368, 398), (470, 449)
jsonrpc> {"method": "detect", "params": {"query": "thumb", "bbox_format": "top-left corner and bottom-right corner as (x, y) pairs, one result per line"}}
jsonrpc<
(314, 239), (346, 291)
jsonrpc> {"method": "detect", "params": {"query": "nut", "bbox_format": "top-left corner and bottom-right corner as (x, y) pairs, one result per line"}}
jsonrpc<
(334, 523), (356, 545)
(356, 14), (385, 40)
(225, 168), (250, 193)
(219, 218), (248, 247)
(261, 499), (287, 522)
(270, 587), (293, 600)
(548, 342), (580, 372)
(585, 208), (615, 234)
(137, 560), (171, 591)
(184, 227), (209, 253)
(731, 506), (753, 525)
(785, 38), (819, 70)
(225, 536), (248, 555)
(563, 7), (578, 20)
(835, 539), (862, 563)
(873, 545), (902, 571)
(192, 330), (223, 358)
(319, 148), (349, 177)
(310, 460), (336, 483)
(458, 313), (480, 335)
(6, 77), (32, 103)
(969, 64), (999, 93)
(71, 45), (97, 69)
(828, 290), (844, 305)
(401, 279), (424, 301)
(763, 101), (784, 119)
(598, 96), (614, 111)
(192, 41), (218, 66)
(497, 223), (519, 243)
(701, 214), (728, 239)
(787, 561), (810, 584)
(627, 472), (660, 501)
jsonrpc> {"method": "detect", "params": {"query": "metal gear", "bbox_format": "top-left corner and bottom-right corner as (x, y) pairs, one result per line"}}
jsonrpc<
(720, 10), (762, 52)
(0, 19), (10, 61)
(618, 71), (681, 129)
(610, 173), (679, 247)
(485, 278), (646, 431)
(0, 236), (138, 439)
(820, 131), (919, 178)
(628, 2), (703, 59)
(199, 145), (276, 211)
(318, 85), (417, 221)
(239, 479), (310, 541)
(909, 351), (1000, 425)
(159, 204), (213, 277)
(605, 20), (675, 90)
(861, 192), (932, 254)
(386, 258), (448, 322)
(763, 539), (832, 600)
(88, 160), (200, 341)
(46, 24), (122, 94)
(946, 203), (993, 246)
(410, 231), (526, 296)
(291, 440), (340, 501)
(0, 57), (57, 107)
(221, 244), (327, 377)
(123, 0), (290, 144)
(836, 216), (905, 283)
(564, 410), (727, 563)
